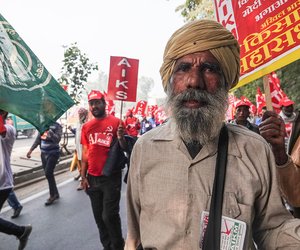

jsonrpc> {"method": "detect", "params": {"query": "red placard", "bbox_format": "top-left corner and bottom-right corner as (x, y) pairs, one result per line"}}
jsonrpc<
(133, 100), (147, 117)
(103, 91), (116, 116)
(225, 93), (237, 121)
(214, 0), (300, 89)
(256, 87), (266, 115)
(147, 104), (158, 117)
(268, 72), (287, 112)
(107, 56), (139, 102)
(155, 106), (168, 125)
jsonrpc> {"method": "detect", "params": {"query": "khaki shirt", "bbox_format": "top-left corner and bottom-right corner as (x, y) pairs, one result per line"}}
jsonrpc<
(126, 121), (300, 250)
(276, 158), (300, 207)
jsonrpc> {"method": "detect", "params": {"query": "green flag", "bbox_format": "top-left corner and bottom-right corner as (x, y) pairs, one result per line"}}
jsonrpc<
(0, 13), (74, 133)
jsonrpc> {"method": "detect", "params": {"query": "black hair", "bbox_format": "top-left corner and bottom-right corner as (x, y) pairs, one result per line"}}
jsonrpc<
(0, 109), (8, 120)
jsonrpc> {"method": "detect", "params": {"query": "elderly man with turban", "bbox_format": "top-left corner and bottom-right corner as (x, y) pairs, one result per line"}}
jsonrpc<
(125, 20), (300, 250)
(68, 107), (89, 190)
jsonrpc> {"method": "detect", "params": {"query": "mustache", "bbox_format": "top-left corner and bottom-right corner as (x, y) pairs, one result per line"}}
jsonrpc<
(91, 107), (105, 117)
(169, 88), (220, 109)
(91, 107), (101, 112)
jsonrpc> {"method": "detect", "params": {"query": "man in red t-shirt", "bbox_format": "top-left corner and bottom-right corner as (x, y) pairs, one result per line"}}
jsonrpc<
(124, 109), (140, 138)
(81, 90), (127, 250)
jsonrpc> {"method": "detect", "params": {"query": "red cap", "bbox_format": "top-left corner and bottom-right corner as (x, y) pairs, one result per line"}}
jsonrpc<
(279, 97), (294, 107)
(88, 90), (104, 101)
(234, 99), (251, 108)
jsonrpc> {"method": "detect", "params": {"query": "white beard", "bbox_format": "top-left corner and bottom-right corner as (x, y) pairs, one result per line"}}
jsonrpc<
(166, 87), (228, 145)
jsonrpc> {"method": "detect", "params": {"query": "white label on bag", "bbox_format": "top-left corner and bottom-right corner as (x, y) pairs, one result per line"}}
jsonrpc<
(200, 211), (246, 250)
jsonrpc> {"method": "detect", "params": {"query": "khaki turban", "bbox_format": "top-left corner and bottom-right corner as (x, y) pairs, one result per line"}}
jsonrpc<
(160, 19), (240, 91)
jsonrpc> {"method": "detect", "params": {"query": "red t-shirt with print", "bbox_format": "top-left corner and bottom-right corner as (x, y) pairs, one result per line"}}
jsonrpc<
(124, 116), (140, 137)
(81, 115), (123, 176)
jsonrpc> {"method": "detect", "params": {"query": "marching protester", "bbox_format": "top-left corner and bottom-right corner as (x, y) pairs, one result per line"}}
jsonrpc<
(7, 190), (23, 219)
(26, 121), (62, 206)
(81, 90), (127, 250)
(125, 19), (300, 250)
(279, 97), (297, 149)
(259, 101), (300, 217)
(255, 106), (267, 125)
(68, 107), (89, 190)
(139, 116), (153, 136)
(231, 99), (260, 134)
(0, 109), (32, 250)
(147, 112), (157, 129)
(124, 109), (140, 139)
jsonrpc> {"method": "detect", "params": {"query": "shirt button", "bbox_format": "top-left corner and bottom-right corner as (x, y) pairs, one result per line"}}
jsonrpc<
(188, 194), (193, 204)
(186, 230), (191, 235)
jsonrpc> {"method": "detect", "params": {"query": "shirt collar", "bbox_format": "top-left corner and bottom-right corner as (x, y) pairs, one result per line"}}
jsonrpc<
(151, 120), (242, 159)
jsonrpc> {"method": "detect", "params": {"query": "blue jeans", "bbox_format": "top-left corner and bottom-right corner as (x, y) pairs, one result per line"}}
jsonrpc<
(0, 188), (24, 237)
(41, 152), (60, 197)
(7, 190), (22, 210)
(87, 172), (124, 250)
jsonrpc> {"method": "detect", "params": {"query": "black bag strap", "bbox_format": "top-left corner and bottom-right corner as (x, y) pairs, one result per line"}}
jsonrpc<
(203, 125), (229, 250)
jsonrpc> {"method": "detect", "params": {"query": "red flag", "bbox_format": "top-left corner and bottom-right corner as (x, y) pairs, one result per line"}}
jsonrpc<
(133, 100), (147, 117)
(106, 100), (115, 116)
(268, 72), (286, 113)
(147, 105), (158, 117)
(256, 87), (266, 115)
(154, 106), (168, 125)
(225, 93), (237, 121)
(61, 84), (68, 91)
(107, 56), (139, 102)
(103, 91), (116, 116)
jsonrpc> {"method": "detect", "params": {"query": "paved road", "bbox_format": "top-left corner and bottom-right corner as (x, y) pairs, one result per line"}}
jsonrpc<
(10, 135), (75, 182)
(0, 171), (128, 250)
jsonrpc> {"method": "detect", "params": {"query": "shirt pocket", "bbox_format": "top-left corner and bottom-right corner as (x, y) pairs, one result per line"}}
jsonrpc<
(223, 192), (253, 224)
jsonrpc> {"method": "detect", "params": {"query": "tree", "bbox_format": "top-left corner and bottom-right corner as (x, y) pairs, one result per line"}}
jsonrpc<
(58, 43), (98, 104)
(175, 0), (214, 21)
(234, 60), (300, 109)
(137, 76), (155, 101)
(280, 59), (300, 109)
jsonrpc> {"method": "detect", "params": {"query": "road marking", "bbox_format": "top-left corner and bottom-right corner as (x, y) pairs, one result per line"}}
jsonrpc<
(1, 172), (127, 214)
(0, 178), (74, 214)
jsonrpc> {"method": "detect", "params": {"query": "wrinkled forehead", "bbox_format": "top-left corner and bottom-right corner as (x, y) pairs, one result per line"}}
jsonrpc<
(174, 51), (219, 66)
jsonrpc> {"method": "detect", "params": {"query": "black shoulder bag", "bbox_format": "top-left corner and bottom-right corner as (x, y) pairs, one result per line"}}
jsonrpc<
(203, 125), (229, 250)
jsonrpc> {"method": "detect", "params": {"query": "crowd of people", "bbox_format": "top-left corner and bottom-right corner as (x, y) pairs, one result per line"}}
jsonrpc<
(124, 110), (160, 137)
(0, 19), (300, 250)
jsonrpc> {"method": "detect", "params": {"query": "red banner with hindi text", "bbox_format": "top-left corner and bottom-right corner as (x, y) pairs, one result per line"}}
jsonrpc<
(214, 0), (300, 89)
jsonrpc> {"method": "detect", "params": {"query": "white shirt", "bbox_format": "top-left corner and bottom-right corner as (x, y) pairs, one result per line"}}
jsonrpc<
(0, 124), (16, 190)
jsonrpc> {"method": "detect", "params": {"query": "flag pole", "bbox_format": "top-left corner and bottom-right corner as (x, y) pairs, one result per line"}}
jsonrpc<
(120, 100), (124, 121)
(263, 75), (273, 111)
